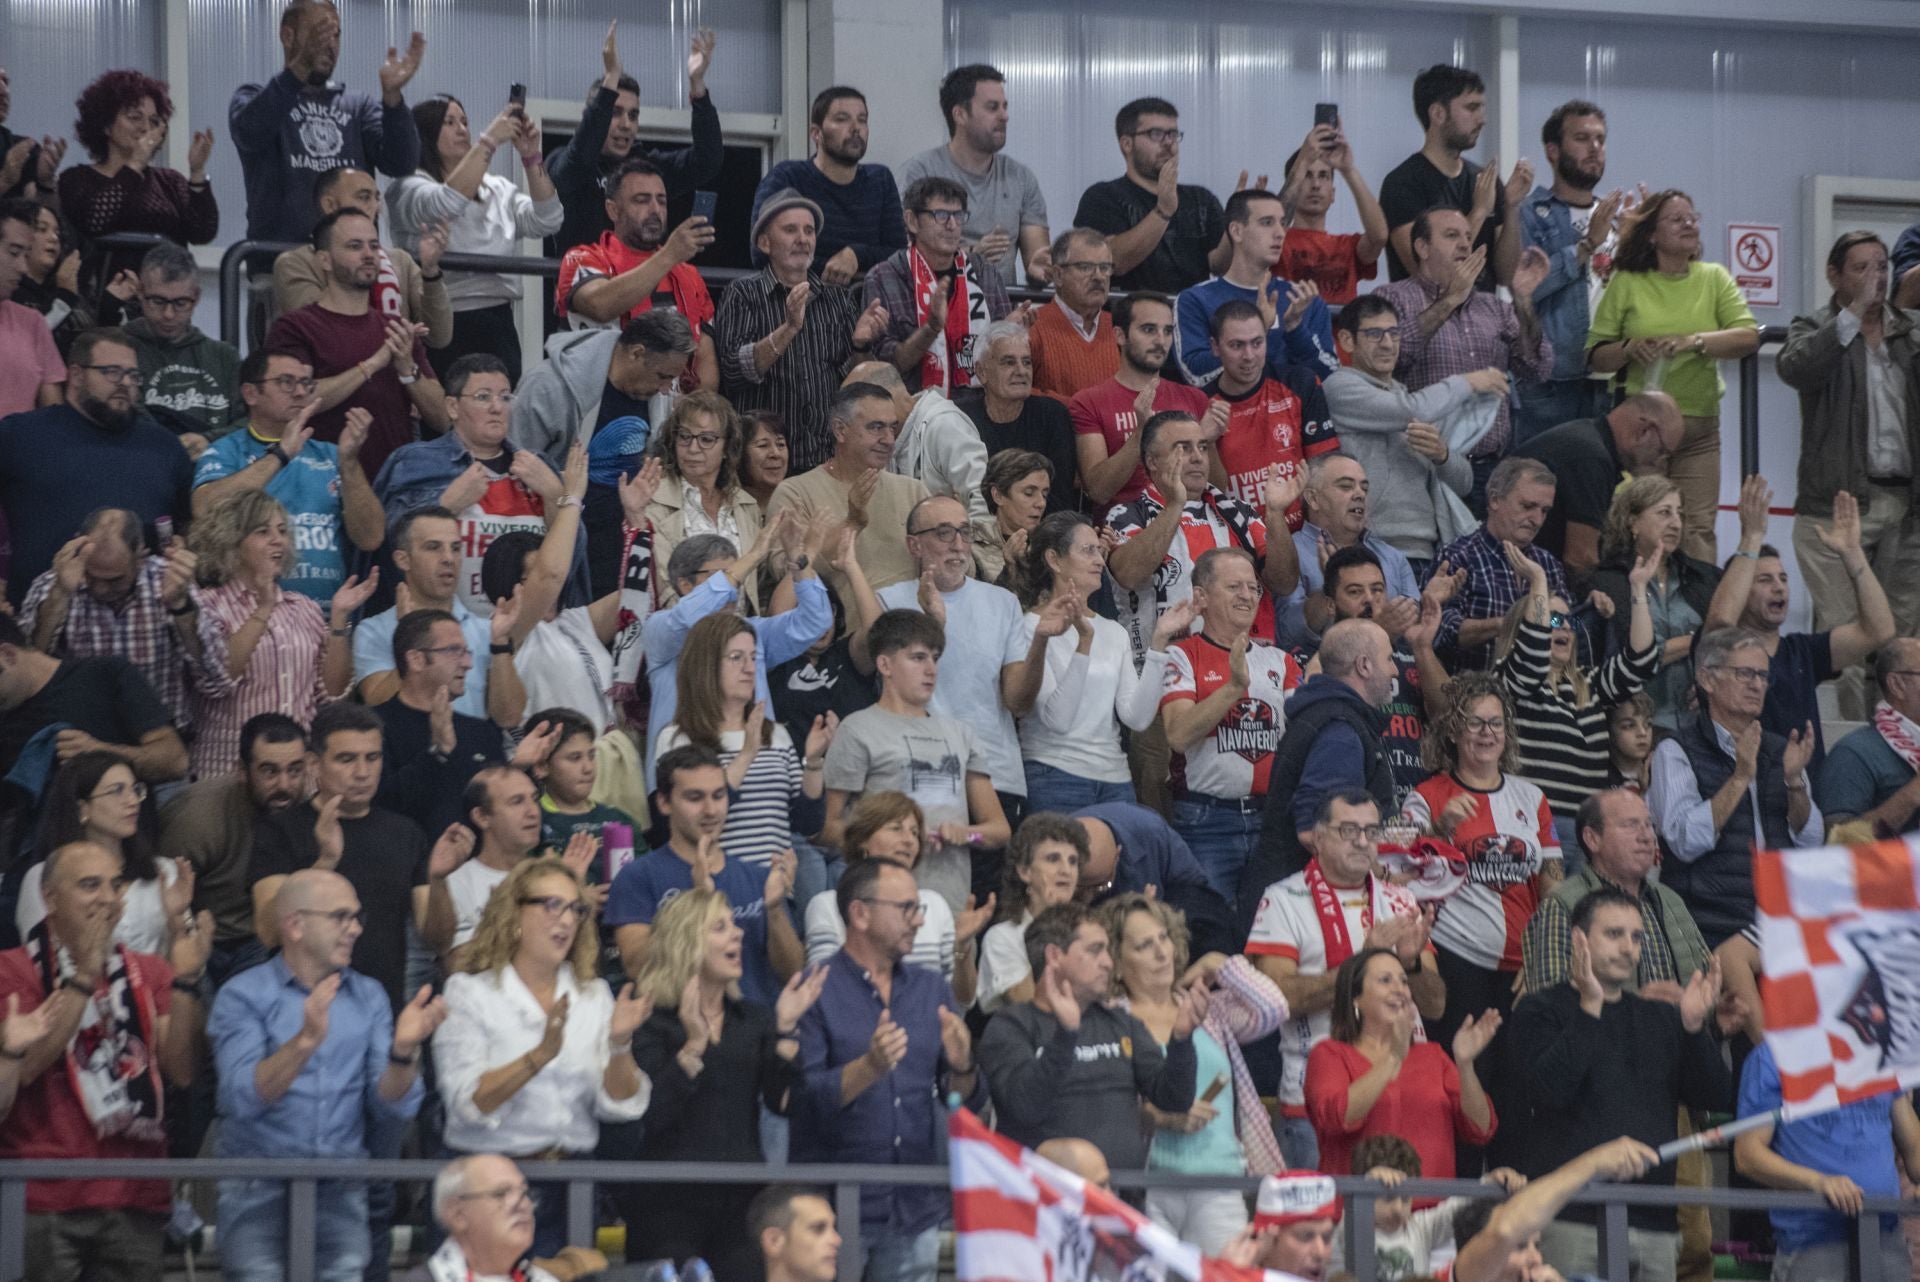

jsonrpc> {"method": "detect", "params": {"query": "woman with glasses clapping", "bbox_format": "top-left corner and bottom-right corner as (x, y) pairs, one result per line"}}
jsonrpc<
(643, 392), (765, 607)
(432, 857), (654, 1259)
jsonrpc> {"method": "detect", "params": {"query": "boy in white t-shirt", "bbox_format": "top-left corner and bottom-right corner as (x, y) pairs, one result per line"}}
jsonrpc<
(1334, 1133), (1527, 1281)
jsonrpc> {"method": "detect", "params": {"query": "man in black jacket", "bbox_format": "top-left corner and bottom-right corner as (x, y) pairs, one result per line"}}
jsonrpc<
(1503, 887), (1732, 1281)
(546, 21), (725, 258)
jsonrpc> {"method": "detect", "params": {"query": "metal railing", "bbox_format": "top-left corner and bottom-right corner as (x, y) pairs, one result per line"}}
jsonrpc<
(0, 1156), (1911, 1282)
(1740, 325), (1791, 478)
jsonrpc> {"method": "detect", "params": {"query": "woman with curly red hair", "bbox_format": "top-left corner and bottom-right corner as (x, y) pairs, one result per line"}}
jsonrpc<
(56, 69), (217, 293)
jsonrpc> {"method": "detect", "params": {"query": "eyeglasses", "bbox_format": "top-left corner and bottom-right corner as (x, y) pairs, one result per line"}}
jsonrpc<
(140, 295), (197, 313)
(721, 649), (757, 668)
(1465, 716), (1506, 734)
(1058, 260), (1114, 277)
(675, 431), (724, 451)
(907, 523), (969, 545)
(1355, 326), (1399, 342)
(89, 781), (149, 803)
(254, 375), (318, 393)
(913, 208), (969, 227)
(1326, 823), (1384, 844)
(860, 896), (926, 921)
(294, 907), (368, 929)
(456, 391), (514, 408)
(79, 365), (144, 386)
(456, 1184), (539, 1211)
(1887, 670), (1920, 680)
(1711, 665), (1770, 687)
(1131, 127), (1185, 144)
(518, 896), (591, 922)
(1659, 213), (1701, 227)
(420, 643), (473, 660)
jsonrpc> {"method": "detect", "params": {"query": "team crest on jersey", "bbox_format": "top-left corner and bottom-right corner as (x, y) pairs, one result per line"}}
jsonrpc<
(1216, 697), (1280, 763)
(1464, 833), (1534, 884)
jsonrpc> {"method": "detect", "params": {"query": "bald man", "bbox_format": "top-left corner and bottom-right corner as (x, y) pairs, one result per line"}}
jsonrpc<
(1037, 1136), (1112, 1190)
(211, 868), (444, 1282)
(421, 1154), (546, 1282)
(1513, 390), (1683, 585)
(0, 841), (210, 1280)
(843, 360), (990, 522)
(1247, 619), (1399, 904)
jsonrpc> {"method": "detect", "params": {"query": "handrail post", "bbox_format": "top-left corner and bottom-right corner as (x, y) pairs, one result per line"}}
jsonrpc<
(288, 1177), (318, 1282)
(568, 1178), (594, 1249)
(1739, 348), (1762, 478)
(1597, 1201), (1631, 1282)
(1851, 1205), (1882, 1282)
(835, 1180), (863, 1282)
(1345, 1189), (1378, 1282)
(219, 239), (255, 349)
(0, 1177), (22, 1282)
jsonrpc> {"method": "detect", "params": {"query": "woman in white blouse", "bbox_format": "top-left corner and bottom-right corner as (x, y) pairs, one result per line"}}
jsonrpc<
(800, 792), (990, 1002)
(1004, 511), (1186, 814)
(388, 95), (562, 383)
(432, 857), (653, 1259)
(19, 752), (187, 955)
(975, 812), (1086, 1015)
(644, 392), (765, 606)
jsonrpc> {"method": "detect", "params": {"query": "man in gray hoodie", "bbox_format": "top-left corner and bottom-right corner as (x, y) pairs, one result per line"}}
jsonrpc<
(1323, 293), (1505, 573)
(841, 360), (989, 522)
(507, 309), (693, 594)
(125, 244), (241, 449)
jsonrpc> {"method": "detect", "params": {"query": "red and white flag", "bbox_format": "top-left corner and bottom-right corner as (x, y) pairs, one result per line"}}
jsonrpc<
(1756, 837), (1920, 1109)
(948, 1107), (1306, 1282)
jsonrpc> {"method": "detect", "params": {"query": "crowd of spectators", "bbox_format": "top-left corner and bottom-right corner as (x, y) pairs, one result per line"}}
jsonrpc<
(2, 9), (1920, 1282)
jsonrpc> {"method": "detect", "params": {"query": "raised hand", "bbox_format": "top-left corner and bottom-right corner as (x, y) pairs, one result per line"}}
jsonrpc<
(416, 221), (449, 275)
(510, 719), (563, 770)
(610, 983), (654, 1043)
(1199, 397), (1230, 444)
(618, 456), (665, 525)
(1451, 1009), (1503, 1064)
(691, 834), (720, 893)
(678, 975), (712, 1052)
(1033, 595), (1075, 639)
(1041, 963), (1082, 1032)
(1627, 546), (1664, 593)
(804, 711), (837, 761)
(1471, 158), (1499, 219)
(482, 106), (520, 149)
(561, 831), (600, 883)
(921, 273), (952, 336)
(1736, 474), (1772, 543)
(330, 569), (378, 621)
(1512, 245), (1552, 297)
(1733, 720), (1762, 780)
(1280, 280), (1321, 332)
(1423, 560), (1466, 608)
(378, 32), (428, 102)
(686, 28), (717, 93)
(846, 467), (881, 530)
(161, 858), (196, 921)
(170, 908), (214, 981)
(764, 848), (797, 906)
(1150, 598), (1198, 651)
(783, 279), (813, 332)
(1261, 467), (1303, 517)
(300, 972), (342, 1045)
(1449, 246), (1489, 307)
(851, 299), (888, 349)
(533, 993), (571, 1066)
(601, 18), (622, 81)
(916, 569), (948, 628)
(1502, 539), (1548, 592)
(1783, 722), (1816, 783)
(0, 992), (51, 1057)
(1570, 928), (1605, 1013)
(1678, 956), (1722, 1034)
(956, 894), (996, 943)
(336, 406), (370, 464)
(937, 1005), (973, 1071)
(187, 127), (214, 177)
(394, 984), (447, 1053)
(394, 581), (416, 620)
(313, 792), (346, 870)
(865, 1008), (909, 1073)
(666, 214), (719, 266)
(428, 684), (456, 756)
(1154, 151), (1180, 220)
(775, 965), (829, 1033)
(1226, 632), (1251, 689)
(1813, 489), (1864, 555)
(1504, 157), (1536, 206)
(428, 822), (475, 879)
(1585, 189), (1626, 251)
(1131, 375), (1161, 427)
(1403, 591), (1443, 651)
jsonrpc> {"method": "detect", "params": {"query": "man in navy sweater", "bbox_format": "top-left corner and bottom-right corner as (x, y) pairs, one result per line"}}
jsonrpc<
(1174, 188), (1338, 387)
(228, 1), (424, 242)
(751, 88), (906, 285)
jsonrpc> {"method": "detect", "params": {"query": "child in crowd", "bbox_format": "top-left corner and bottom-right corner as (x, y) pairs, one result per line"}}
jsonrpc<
(1606, 692), (1656, 793)
(529, 708), (639, 881)
(1337, 1135), (1527, 1282)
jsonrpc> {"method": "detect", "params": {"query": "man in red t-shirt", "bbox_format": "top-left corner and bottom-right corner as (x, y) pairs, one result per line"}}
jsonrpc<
(266, 208), (450, 478)
(556, 156), (718, 391)
(0, 841), (209, 1280)
(1205, 299), (1337, 530)
(1069, 292), (1210, 508)
(1275, 124), (1389, 307)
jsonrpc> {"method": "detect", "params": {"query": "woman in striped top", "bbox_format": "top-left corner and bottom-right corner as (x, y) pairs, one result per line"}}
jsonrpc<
(1493, 537), (1659, 852)
(656, 611), (829, 873)
(801, 791), (994, 1003)
(185, 490), (374, 778)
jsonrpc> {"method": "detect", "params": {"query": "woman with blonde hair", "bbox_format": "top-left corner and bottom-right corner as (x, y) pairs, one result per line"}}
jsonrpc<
(801, 791), (990, 1001)
(1589, 475), (1721, 730)
(644, 390), (765, 604)
(624, 887), (827, 1282)
(1490, 535), (1659, 845)
(186, 488), (375, 777)
(432, 857), (653, 1258)
(1100, 892), (1288, 1253)
(656, 611), (832, 871)
(1587, 188), (1760, 562)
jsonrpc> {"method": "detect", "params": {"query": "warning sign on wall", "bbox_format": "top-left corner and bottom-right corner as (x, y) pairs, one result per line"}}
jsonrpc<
(1728, 223), (1780, 307)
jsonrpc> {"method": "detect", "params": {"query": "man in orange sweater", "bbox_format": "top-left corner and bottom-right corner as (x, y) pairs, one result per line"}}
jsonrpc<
(1029, 228), (1119, 402)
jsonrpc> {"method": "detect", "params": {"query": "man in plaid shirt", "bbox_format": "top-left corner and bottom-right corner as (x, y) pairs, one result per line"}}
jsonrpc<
(17, 509), (201, 729)
(1430, 455), (1568, 670)
(1518, 788), (1710, 998)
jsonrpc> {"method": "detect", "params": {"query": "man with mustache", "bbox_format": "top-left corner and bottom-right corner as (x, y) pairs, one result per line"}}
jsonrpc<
(1028, 228), (1119, 401)
(1516, 101), (1630, 441)
(0, 327), (193, 609)
(751, 87), (906, 286)
(1432, 456), (1568, 671)
(229, 0), (425, 243)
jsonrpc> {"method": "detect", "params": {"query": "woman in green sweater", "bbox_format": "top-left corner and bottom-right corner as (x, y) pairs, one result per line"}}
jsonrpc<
(1587, 189), (1759, 564)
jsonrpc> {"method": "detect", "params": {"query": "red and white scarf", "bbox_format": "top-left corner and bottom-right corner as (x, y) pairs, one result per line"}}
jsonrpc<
(26, 921), (165, 1142)
(1875, 700), (1920, 773)
(1303, 858), (1377, 967)
(373, 246), (405, 323)
(910, 246), (987, 392)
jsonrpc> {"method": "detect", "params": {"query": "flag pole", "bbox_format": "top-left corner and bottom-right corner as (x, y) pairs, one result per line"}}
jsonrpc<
(1655, 1089), (1904, 1163)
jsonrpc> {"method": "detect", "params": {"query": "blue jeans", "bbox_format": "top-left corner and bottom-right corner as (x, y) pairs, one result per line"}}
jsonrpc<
(855, 1224), (941, 1282)
(219, 1178), (369, 1282)
(1515, 377), (1610, 446)
(1277, 1114), (1319, 1170)
(1172, 796), (1261, 905)
(1023, 760), (1134, 814)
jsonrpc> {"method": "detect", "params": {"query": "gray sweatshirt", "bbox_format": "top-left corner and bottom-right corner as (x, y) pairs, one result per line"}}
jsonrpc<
(977, 1001), (1196, 1171)
(1323, 367), (1478, 561)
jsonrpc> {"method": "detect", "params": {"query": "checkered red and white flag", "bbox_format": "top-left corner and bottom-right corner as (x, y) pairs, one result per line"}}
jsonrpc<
(1756, 837), (1920, 1109)
(947, 1107), (1307, 1282)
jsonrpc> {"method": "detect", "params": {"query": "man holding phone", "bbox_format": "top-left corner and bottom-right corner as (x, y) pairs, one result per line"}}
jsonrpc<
(1276, 113), (1390, 307)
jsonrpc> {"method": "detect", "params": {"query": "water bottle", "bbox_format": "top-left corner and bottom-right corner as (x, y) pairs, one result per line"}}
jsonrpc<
(603, 820), (635, 881)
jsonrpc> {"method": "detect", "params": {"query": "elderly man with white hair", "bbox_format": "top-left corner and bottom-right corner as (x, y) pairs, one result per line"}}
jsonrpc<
(410, 1153), (558, 1282)
(954, 320), (1081, 514)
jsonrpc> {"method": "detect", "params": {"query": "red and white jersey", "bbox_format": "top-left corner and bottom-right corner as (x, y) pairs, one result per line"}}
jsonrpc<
(1106, 484), (1273, 664)
(1245, 869), (1425, 1110)
(1402, 773), (1560, 972)
(1215, 376), (1340, 532)
(555, 232), (716, 334)
(1162, 634), (1303, 798)
(451, 469), (546, 617)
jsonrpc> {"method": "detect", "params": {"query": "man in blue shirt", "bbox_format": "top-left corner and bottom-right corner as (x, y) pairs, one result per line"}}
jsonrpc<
(1734, 1041), (1920, 1281)
(193, 350), (385, 603)
(1280, 454), (1422, 650)
(210, 868), (444, 1282)
(750, 88), (905, 283)
(605, 746), (803, 1005)
(1174, 189), (1337, 387)
(1072, 800), (1235, 958)
(793, 858), (983, 1282)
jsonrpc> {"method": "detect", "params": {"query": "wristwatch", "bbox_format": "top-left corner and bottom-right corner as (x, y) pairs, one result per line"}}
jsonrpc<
(397, 372), (418, 386)
(490, 640), (514, 656)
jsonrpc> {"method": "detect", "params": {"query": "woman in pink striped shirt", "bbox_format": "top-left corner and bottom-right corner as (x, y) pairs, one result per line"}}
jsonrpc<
(186, 491), (377, 777)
